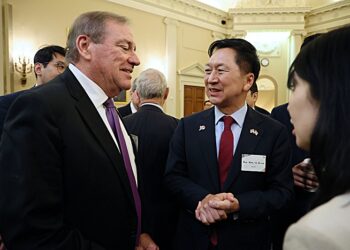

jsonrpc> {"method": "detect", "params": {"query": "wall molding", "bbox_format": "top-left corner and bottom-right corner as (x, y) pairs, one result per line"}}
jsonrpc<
(107, 0), (229, 33)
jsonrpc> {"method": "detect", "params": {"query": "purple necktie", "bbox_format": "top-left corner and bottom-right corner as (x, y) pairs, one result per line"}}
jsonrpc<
(103, 98), (141, 246)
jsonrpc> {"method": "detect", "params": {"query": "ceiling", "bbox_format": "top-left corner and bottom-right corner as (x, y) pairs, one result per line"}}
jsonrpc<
(195, 0), (342, 12)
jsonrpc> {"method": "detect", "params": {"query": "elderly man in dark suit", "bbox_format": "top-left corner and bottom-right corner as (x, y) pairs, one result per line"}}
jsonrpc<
(164, 38), (293, 250)
(0, 11), (157, 250)
(124, 68), (178, 250)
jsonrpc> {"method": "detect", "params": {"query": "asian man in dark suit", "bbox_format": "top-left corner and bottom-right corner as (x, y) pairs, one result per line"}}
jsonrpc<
(164, 38), (293, 250)
(0, 45), (66, 140)
(124, 68), (178, 250)
(0, 11), (157, 250)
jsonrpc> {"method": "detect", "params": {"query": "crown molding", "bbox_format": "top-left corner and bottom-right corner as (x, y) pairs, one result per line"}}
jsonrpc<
(308, 0), (350, 16)
(305, 0), (350, 34)
(107, 0), (230, 33)
(229, 6), (310, 14)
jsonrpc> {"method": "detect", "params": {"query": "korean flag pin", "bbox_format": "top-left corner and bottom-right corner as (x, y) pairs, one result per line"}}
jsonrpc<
(199, 125), (206, 131)
(250, 129), (258, 136)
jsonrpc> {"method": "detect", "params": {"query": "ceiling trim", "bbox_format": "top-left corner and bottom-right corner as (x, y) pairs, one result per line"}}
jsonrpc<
(107, 0), (230, 33)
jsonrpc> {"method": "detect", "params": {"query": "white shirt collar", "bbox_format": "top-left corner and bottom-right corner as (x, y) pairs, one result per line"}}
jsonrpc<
(214, 103), (247, 128)
(130, 101), (138, 113)
(69, 64), (108, 107)
(140, 102), (164, 112)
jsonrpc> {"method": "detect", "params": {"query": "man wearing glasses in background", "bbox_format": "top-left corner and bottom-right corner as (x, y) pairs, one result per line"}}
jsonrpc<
(33, 45), (66, 86)
(0, 45), (66, 139)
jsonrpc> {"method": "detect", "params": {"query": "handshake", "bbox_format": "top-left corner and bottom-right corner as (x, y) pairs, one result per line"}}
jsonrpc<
(195, 193), (240, 225)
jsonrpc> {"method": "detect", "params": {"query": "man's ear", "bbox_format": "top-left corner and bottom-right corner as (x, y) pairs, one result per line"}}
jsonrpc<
(34, 63), (43, 77)
(76, 35), (92, 61)
(163, 88), (169, 101)
(243, 73), (255, 91)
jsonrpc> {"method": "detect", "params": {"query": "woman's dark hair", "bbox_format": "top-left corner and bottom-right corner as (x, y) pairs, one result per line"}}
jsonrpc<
(287, 25), (350, 207)
(208, 38), (260, 82)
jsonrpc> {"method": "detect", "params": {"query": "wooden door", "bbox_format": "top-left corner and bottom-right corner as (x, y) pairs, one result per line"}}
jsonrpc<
(184, 85), (205, 117)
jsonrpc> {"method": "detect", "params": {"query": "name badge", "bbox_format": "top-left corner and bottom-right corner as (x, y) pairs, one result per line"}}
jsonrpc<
(241, 154), (266, 172)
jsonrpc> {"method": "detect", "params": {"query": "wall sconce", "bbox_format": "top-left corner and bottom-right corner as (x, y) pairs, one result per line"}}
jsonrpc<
(14, 57), (33, 86)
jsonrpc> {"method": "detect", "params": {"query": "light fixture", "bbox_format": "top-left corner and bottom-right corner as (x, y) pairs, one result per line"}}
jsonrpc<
(14, 56), (33, 86)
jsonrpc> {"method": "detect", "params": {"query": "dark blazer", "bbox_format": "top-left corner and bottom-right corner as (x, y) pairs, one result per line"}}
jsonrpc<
(255, 105), (270, 116)
(164, 106), (293, 250)
(270, 103), (314, 250)
(118, 102), (132, 117)
(124, 104), (178, 250)
(0, 69), (139, 250)
(0, 90), (25, 139)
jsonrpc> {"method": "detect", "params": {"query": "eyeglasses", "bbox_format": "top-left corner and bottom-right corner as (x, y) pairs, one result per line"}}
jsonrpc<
(52, 62), (67, 73)
(40, 61), (67, 73)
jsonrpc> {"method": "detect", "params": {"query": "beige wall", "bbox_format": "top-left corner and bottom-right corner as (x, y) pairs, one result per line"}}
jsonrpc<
(4, 0), (348, 115)
(7, 0), (215, 116)
(8, 0), (166, 93)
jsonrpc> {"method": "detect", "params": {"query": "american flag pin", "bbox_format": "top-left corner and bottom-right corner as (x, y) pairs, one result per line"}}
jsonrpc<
(199, 125), (206, 131)
(250, 129), (258, 136)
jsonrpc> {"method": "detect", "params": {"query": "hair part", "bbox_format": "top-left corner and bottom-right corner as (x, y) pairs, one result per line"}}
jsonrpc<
(208, 38), (260, 82)
(65, 11), (128, 63)
(136, 68), (167, 100)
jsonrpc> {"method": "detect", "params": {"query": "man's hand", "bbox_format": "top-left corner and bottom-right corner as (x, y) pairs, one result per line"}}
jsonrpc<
(0, 234), (5, 250)
(292, 159), (319, 191)
(195, 193), (238, 225)
(135, 233), (159, 250)
(208, 193), (239, 213)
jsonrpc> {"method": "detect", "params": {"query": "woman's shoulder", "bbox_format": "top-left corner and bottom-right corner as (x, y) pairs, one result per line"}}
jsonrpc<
(284, 192), (350, 250)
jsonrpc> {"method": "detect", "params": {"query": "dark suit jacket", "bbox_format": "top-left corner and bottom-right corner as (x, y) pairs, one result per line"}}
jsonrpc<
(0, 69), (139, 250)
(255, 105), (270, 116)
(164, 106), (293, 250)
(118, 102), (132, 117)
(0, 90), (25, 140)
(124, 104), (178, 250)
(270, 103), (314, 250)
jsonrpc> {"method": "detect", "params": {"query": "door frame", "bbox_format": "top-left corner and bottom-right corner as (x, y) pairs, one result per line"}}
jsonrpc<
(178, 63), (205, 117)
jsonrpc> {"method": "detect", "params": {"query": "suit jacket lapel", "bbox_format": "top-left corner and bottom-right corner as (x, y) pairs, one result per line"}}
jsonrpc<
(223, 108), (265, 190)
(197, 108), (220, 192)
(62, 69), (135, 205)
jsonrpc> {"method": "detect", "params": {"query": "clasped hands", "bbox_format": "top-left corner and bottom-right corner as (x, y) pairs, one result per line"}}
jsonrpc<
(195, 193), (239, 225)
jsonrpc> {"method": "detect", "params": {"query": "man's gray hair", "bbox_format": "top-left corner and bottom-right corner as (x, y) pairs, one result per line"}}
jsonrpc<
(66, 11), (128, 63)
(136, 68), (167, 99)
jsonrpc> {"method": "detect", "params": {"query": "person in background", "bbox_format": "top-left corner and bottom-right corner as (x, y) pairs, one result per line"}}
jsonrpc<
(124, 68), (178, 250)
(0, 45), (66, 139)
(33, 45), (66, 86)
(118, 77), (140, 117)
(0, 11), (157, 250)
(203, 99), (213, 110)
(283, 25), (350, 250)
(165, 38), (293, 250)
(270, 33), (321, 250)
(246, 81), (270, 115)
